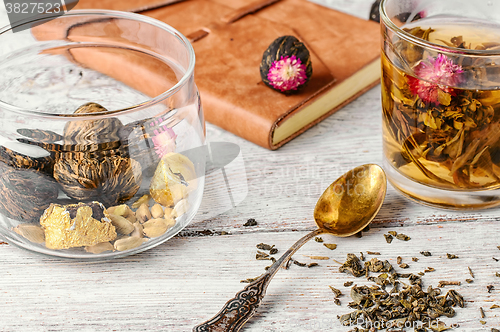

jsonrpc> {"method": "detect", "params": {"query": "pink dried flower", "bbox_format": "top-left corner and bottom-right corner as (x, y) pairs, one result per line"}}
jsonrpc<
(151, 127), (176, 158)
(408, 53), (463, 104)
(267, 55), (308, 92)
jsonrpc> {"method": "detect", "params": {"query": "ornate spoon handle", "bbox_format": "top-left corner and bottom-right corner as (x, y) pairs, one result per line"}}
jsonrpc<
(193, 228), (323, 332)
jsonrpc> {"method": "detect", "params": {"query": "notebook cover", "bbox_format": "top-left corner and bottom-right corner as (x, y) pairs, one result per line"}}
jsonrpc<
(34, 0), (380, 149)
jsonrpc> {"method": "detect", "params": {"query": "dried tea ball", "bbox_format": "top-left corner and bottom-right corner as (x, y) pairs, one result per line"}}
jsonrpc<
(260, 35), (312, 94)
(63, 102), (123, 145)
(0, 163), (59, 222)
(369, 0), (381, 22)
(54, 154), (142, 207)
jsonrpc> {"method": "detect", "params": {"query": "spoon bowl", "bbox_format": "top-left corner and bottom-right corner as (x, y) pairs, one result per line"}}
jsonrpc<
(314, 164), (387, 236)
(194, 164), (387, 332)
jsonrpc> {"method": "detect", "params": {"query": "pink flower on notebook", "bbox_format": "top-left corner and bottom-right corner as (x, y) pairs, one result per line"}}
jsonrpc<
(267, 55), (308, 92)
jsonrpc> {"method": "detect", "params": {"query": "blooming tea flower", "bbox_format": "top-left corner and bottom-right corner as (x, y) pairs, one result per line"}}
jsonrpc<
(267, 55), (308, 92)
(408, 53), (463, 104)
(152, 127), (176, 158)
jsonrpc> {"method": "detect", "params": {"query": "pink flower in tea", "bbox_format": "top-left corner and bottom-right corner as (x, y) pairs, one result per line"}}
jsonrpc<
(152, 127), (176, 158)
(267, 55), (308, 92)
(408, 53), (463, 104)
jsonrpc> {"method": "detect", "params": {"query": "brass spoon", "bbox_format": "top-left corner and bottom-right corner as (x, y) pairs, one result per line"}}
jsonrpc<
(193, 164), (387, 332)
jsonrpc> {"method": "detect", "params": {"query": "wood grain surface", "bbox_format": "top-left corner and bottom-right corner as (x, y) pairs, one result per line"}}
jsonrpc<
(1, 1), (499, 331)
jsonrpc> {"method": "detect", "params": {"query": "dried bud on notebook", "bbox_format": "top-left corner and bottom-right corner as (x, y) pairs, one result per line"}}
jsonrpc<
(37, 0), (381, 149)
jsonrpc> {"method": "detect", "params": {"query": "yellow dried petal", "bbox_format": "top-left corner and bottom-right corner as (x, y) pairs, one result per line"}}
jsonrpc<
(136, 203), (152, 223)
(131, 222), (144, 238)
(107, 204), (128, 216)
(143, 218), (173, 238)
(85, 242), (114, 254)
(149, 153), (196, 207)
(109, 214), (134, 235)
(40, 202), (117, 250)
(114, 236), (147, 251)
(131, 195), (150, 209)
(172, 199), (189, 218)
(150, 204), (164, 219)
(13, 224), (45, 244)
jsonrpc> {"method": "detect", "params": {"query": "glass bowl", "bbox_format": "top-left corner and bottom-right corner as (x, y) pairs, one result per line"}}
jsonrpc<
(0, 10), (205, 259)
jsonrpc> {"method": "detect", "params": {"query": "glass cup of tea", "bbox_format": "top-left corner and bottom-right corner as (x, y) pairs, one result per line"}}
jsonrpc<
(380, 0), (500, 209)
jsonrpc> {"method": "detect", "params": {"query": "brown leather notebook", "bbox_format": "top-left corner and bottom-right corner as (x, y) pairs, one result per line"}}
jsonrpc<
(45, 0), (381, 149)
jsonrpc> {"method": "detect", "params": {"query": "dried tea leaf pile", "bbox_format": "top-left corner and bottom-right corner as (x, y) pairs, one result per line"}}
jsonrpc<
(337, 253), (464, 331)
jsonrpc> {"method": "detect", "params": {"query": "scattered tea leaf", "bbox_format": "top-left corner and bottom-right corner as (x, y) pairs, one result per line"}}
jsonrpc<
(256, 243), (274, 251)
(447, 253), (459, 259)
(339, 253), (365, 277)
(399, 263), (409, 269)
(396, 233), (411, 241)
(304, 255), (329, 260)
(359, 251), (365, 261)
(256, 251), (269, 260)
(494, 257), (499, 262)
(487, 285), (494, 293)
(492, 328), (500, 332)
(314, 237), (323, 243)
(344, 281), (353, 287)
(292, 259), (306, 267)
(365, 258), (394, 273)
(307, 262), (318, 268)
(412, 257), (419, 262)
(465, 279), (473, 283)
(269, 248), (278, 255)
(397, 256), (402, 265)
(323, 243), (337, 250)
(243, 218), (257, 226)
(367, 251), (380, 255)
(388, 231), (397, 236)
(480, 306), (485, 318)
(334, 298), (341, 306)
(491, 304), (500, 309)
(328, 285), (342, 297)
(240, 276), (260, 283)
(420, 251), (432, 256)
(425, 267), (435, 272)
(496, 272), (500, 277)
(438, 280), (461, 287)
(467, 266), (474, 278)
(384, 234), (393, 243)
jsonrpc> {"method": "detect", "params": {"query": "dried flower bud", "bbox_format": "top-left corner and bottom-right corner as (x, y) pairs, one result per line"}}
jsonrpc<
(136, 203), (152, 223)
(150, 204), (164, 219)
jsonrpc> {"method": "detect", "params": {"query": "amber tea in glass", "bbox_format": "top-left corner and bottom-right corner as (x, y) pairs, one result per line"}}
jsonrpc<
(381, 0), (500, 208)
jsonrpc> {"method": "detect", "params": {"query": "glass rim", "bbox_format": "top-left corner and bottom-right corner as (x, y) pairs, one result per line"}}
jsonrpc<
(0, 9), (196, 119)
(380, 0), (500, 57)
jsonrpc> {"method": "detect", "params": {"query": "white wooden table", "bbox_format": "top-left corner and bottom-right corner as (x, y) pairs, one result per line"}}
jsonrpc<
(1, 1), (500, 331)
